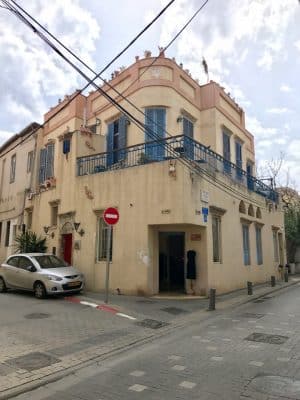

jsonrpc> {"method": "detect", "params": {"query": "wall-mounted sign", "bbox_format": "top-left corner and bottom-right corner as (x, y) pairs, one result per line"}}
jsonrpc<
(201, 190), (209, 203)
(191, 234), (201, 241)
(202, 207), (209, 223)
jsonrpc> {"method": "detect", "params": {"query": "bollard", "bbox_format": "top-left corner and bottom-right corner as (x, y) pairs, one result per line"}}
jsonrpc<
(208, 288), (216, 311)
(284, 272), (289, 282)
(247, 281), (253, 295)
(271, 276), (276, 287)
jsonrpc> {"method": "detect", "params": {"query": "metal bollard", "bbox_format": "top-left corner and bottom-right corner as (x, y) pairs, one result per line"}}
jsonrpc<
(271, 276), (276, 287)
(208, 288), (216, 311)
(284, 272), (289, 282)
(247, 281), (253, 295)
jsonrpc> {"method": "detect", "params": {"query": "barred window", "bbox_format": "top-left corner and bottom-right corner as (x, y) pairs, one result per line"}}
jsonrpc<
(97, 216), (113, 261)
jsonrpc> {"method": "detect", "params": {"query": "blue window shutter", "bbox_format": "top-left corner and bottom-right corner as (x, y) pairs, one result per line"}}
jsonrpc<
(155, 108), (166, 160)
(39, 148), (47, 183)
(145, 108), (165, 161)
(118, 115), (127, 161)
(145, 108), (155, 160)
(63, 139), (71, 154)
(45, 143), (54, 179)
(106, 122), (114, 167)
(183, 118), (194, 160)
(235, 141), (242, 178)
(223, 132), (231, 174)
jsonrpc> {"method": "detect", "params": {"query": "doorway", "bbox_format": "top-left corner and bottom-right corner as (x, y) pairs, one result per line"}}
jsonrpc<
(62, 233), (72, 264)
(278, 232), (284, 266)
(159, 232), (185, 292)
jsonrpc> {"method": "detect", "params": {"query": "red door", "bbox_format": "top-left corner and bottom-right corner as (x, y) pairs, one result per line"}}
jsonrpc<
(62, 234), (72, 264)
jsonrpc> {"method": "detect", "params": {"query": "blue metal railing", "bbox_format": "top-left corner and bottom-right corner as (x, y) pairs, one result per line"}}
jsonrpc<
(77, 135), (278, 203)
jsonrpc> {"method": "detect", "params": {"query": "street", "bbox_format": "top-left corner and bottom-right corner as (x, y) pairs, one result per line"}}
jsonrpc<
(2, 282), (299, 400)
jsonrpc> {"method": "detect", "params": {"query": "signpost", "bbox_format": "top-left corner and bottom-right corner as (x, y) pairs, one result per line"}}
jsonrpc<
(103, 207), (119, 304)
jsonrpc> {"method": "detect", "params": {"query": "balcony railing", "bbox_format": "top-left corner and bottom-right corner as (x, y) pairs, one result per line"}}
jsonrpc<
(77, 135), (278, 203)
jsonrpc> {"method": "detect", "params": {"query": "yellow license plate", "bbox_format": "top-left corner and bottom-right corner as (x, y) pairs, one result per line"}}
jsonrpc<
(68, 281), (80, 287)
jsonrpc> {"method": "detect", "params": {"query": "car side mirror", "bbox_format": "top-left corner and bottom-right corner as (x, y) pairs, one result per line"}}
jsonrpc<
(27, 265), (36, 272)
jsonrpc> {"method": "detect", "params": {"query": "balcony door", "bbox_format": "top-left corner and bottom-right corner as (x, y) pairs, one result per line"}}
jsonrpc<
(145, 108), (166, 161)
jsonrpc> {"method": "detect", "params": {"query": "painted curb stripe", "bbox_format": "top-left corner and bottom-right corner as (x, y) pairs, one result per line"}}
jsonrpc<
(116, 312), (137, 320)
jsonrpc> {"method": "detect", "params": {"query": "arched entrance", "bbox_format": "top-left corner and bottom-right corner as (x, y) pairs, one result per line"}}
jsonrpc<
(60, 221), (73, 265)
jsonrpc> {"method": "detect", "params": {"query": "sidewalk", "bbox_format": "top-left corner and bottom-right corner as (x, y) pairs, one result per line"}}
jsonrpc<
(0, 275), (299, 400)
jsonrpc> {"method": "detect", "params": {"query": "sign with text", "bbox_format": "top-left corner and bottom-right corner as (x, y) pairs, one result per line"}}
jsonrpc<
(103, 207), (119, 225)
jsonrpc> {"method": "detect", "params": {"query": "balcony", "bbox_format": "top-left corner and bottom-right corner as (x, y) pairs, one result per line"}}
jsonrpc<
(77, 135), (278, 203)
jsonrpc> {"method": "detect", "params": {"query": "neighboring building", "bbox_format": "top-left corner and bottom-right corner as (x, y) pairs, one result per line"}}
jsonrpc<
(0, 122), (39, 260)
(4, 52), (285, 296)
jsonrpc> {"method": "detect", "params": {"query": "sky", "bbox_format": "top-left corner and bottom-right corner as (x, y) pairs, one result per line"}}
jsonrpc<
(0, 0), (299, 188)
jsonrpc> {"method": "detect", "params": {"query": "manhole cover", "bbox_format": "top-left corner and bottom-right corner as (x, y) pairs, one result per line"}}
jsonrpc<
(25, 313), (50, 319)
(5, 352), (60, 372)
(239, 313), (265, 319)
(247, 375), (300, 398)
(245, 332), (288, 345)
(161, 307), (188, 315)
(136, 319), (169, 329)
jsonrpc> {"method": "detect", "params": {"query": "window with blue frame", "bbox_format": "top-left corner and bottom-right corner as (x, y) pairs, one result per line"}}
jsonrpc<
(256, 225), (263, 265)
(106, 115), (127, 167)
(144, 108), (166, 161)
(39, 143), (54, 184)
(235, 140), (242, 179)
(242, 224), (251, 265)
(222, 131), (231, 174)
(183, 117), (194, 160)
(246, 162), (254, 190)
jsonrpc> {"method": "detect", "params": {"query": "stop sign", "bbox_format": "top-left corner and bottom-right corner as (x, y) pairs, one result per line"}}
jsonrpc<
(103, 207), (119, 225)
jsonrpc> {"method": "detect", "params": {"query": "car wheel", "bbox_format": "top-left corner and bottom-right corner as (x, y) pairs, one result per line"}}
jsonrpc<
(0, 277), (7, 293)
(34, 282), (46, 299)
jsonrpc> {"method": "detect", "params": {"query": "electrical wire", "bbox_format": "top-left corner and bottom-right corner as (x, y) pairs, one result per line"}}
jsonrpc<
(0, 0), (176, 158)
(1, 0), (273, 208)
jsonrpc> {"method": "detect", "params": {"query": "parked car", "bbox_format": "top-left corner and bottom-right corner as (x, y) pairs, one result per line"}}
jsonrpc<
(0, 253), (85, 299)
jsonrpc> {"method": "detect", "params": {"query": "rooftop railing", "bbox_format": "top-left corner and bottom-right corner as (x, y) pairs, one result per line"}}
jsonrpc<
(77, 134), (278, 203)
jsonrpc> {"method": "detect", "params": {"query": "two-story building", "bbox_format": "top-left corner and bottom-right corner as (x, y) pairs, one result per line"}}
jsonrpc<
(6, 52), (285, 296)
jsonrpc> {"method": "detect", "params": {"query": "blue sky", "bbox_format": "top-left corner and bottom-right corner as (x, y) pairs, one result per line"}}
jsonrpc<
(0, 0), (299, 188)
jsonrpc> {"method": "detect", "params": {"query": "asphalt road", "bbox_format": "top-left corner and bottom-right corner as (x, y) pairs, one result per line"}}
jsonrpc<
(11, 283), (300, 400)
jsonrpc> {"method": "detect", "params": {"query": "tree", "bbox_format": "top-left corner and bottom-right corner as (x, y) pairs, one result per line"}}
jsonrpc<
(285, 207), (300, 263)
(14, 231), (47, 253)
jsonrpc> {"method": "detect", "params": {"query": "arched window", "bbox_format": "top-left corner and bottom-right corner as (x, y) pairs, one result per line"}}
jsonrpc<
(248, 204), (254, 217)
(239, 200), (246, 214)
(256, 207), (262, 219)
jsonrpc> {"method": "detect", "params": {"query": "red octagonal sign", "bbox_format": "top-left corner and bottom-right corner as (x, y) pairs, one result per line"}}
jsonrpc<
(103, 207), (119, 225)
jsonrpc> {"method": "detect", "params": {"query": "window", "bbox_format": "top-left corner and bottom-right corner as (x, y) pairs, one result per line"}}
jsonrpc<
(27, 151), (34, 173)
(273, 230), (279, 262)
(97, 216), (113, 261)
(242, 224), (250, 265)
(145, 108), (166, 161)
(222, 131), (231, 174)
(39, 143), (54, 184)
(235, 141), (242, 179)
(27, 210), (32, 230)
(18, 257), (34, 270)
(10, 154), (16, 183)
(63, 139), (71, 154)
(0, 221), (2, 244)
(256, 226), (263, 265)
(12, 225), (17, 241)
(51, 205), (58, 226)
(239, 200), (246, 214)
(212, 215), (222, 262)
(7, 256), (19, 267)
(183, 117), (194, 160)
(5, 220), (10, 247)
(107, 116), (127, 167)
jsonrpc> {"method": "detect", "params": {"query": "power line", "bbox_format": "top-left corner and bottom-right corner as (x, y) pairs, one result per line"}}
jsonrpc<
(0, 0), (176, 159)
(1, 1), (274, 207)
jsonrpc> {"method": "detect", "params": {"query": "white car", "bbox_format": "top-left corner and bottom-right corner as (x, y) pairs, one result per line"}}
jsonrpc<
(0, 253), (85, 299)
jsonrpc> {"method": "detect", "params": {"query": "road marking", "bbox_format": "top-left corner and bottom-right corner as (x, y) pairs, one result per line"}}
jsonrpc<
(130, 370), (145, 377)
(171, 365), (186, 371)
(116, 313), (136, 320)
(211, 356), (223, 361)
(80, 301), (98, 308)
(129, 384), (147, 392)
(249, 361), (264, 367)
(179, 381), (196, 389)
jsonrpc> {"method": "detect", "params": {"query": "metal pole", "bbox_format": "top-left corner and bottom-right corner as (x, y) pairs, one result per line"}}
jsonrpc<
(271, 276), (276, 287)
(104, 225), (112, 304)
(208, 288), (216, 311)
(284, 271), (288, 283)
(247, 281), (253, 295)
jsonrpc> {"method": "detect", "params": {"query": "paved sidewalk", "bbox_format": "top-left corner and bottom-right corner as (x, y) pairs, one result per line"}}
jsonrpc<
(0, 275), (299, 399)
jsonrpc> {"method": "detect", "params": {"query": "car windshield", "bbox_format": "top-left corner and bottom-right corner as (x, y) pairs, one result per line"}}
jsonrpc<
(33, 255), (68, 269)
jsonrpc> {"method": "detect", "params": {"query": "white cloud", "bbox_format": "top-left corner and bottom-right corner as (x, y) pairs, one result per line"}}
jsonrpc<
(0, 130), (14, 146)
(280, 84), (293, 93)
(287, 140), (300, 160)
(246, 115), (278, 138)
(294, 40), (300, 51)
(257, 51), (273, 70)
(0, 0), (100, 131)
(266, 107), (292, 114)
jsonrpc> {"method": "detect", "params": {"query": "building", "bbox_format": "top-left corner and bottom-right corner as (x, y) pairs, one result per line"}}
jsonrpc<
(2, 52), (285, 296)
(0, 122), (39, 260)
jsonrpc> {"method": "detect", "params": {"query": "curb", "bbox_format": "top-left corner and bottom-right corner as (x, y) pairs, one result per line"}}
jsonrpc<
(0, 278), (298, 399)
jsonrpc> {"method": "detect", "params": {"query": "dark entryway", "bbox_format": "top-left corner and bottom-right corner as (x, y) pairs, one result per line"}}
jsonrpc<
(62, 233), (72, 264)
(159, 232), (185, 292)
